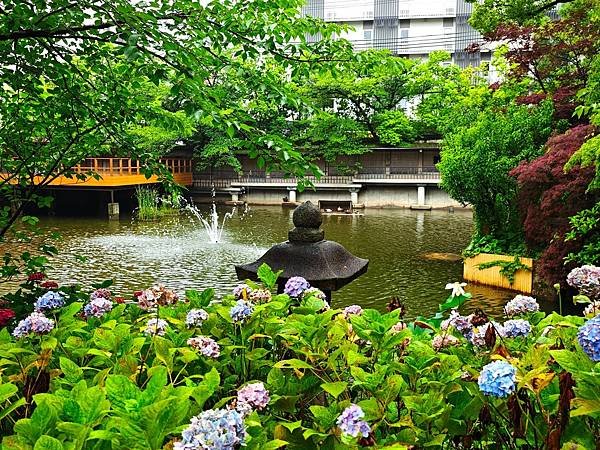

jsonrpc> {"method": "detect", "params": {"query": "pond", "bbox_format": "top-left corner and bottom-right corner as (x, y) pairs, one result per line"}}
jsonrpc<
(8, 206), (522, 317)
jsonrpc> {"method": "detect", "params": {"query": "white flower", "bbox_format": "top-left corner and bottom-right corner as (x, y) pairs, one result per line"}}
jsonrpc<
(445, 282), (467, 298)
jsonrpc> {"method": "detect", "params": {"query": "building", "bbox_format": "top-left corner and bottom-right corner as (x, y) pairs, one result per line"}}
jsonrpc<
(192, 146), (464, 209)
(303, 0), (492, 68)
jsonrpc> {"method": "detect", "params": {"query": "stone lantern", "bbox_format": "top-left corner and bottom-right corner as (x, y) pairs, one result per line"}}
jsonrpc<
(235, 201), (369, 299)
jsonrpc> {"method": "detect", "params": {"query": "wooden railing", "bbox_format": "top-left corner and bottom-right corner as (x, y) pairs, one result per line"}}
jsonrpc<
(1, 157), (194, 187)
(74, 158), (193, 175)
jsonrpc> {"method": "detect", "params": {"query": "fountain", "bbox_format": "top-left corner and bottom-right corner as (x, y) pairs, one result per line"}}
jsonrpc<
(186, 203), (236, 244)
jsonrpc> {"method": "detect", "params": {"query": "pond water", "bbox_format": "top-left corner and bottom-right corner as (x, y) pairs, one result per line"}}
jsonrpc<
(8, 206), (521, 317)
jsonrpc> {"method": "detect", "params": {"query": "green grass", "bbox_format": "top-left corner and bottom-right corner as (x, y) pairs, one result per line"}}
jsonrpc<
(135, 186), (181, 221)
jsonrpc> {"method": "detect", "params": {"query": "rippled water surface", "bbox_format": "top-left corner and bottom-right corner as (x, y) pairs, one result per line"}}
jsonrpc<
(8, 206), (519, 317)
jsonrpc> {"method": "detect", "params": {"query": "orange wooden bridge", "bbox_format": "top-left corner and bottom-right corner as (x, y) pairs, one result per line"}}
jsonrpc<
(1, 157), (193, 188)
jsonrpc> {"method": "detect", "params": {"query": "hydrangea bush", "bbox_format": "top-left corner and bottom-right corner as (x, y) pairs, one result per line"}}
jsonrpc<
(0, 265), (598, 449)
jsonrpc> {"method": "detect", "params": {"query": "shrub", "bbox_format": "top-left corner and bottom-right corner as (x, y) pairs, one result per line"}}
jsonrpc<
(0, 266), (598, 449)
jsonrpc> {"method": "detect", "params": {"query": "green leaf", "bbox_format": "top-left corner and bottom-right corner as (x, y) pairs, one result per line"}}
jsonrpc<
(34, 436), (63, 450)
(59, 357), (83, 383)
(0, 382), (18, 403)
(320, 381), (347, 399)
(186, 288), (214, 307)
(274, 359), (313, 370)
(262, 439), (288, 450)
(191, 368), (220, 408)
(256, 263), (282, 290)
(279, 421), (302, 433)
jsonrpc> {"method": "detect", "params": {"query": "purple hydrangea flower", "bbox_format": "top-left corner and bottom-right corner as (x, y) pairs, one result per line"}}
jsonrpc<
(186, 309), (209, 328)
(236, 382), (270, 414)
(83, 296), (113, 318)
(230, 300), (253, 323)
(232, 284), (253, 300)
(578, 315), (600, 362)
(174, 408), (245, 450)
(90, 288), (111, 300)
(303, 287), (326, 300)
(478, 360), (517, 398)
(583, 301), (600, 318)
(432, 334), (460, 350)
(144, 318), (168, 336)
(34, 291), (65, 312)
(504, 295), (539, 317)
(469, 322), (505, 347)
(567, 265), (600, 299)
(188, 336), (220, 358)
(503, 319), (531, 338)
(336, 404), (371, 438)
(342, 305), (363, 319)
(13, 312), (55, 338)
(441, 309), (473, 334)
(284, 277), (310, 298)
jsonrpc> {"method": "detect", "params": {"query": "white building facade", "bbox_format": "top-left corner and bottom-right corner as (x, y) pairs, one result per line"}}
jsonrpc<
(303, 0), (492, 68)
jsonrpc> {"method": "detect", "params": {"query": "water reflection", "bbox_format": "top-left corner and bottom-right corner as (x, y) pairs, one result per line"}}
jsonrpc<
(2, 206), (525, 317)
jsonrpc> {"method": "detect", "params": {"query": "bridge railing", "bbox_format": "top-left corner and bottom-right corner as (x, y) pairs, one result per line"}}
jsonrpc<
(74, 158), (193, 175)
(192, 166), (440, 188)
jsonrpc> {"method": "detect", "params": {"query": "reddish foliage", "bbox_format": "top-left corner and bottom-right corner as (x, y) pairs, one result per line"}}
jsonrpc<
(487, 10), (600, 92)
(0, 308), (15, 327)
(486, 8), (599, 127)
(40, 280), (58, 289)
(27, 272), (46, 282)
(510, 125), (599, 286)
(515, 88), (579, 121)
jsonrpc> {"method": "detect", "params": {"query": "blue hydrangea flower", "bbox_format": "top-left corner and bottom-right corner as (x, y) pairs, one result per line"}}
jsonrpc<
(34, 291), (65, 312)
(13, 312), (55, 338)
(503, 319), (531, 338)
(186, 309), (209, 328)
(337, 404), (371, 438)
(284, 277), (310, 298)
(504, 295), (539, 317)
(236, 382), (270, 414)
(478, 360), (517, 398)
(175, 408), (245, 450)
(232, 284), (253, 300)
(578, 315), (600, 361)
(83, 296), (113, 318)
(187, 336), (220, 358)
(230, 300), (253, 323)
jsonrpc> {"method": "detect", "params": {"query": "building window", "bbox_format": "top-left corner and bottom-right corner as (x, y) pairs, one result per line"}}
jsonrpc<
(443, 18), (454, 28)
(399, 29), (409, 45)
(399, 19), (410, 29)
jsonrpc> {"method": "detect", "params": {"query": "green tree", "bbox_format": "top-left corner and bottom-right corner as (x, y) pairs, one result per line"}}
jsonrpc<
(468, 0), (581, 33)
(0, 0), (352, 281)
(438, 93), (555, 245)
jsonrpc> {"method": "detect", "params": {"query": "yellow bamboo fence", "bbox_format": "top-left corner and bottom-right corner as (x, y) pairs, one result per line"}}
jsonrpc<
(463, 253), (534, 294)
